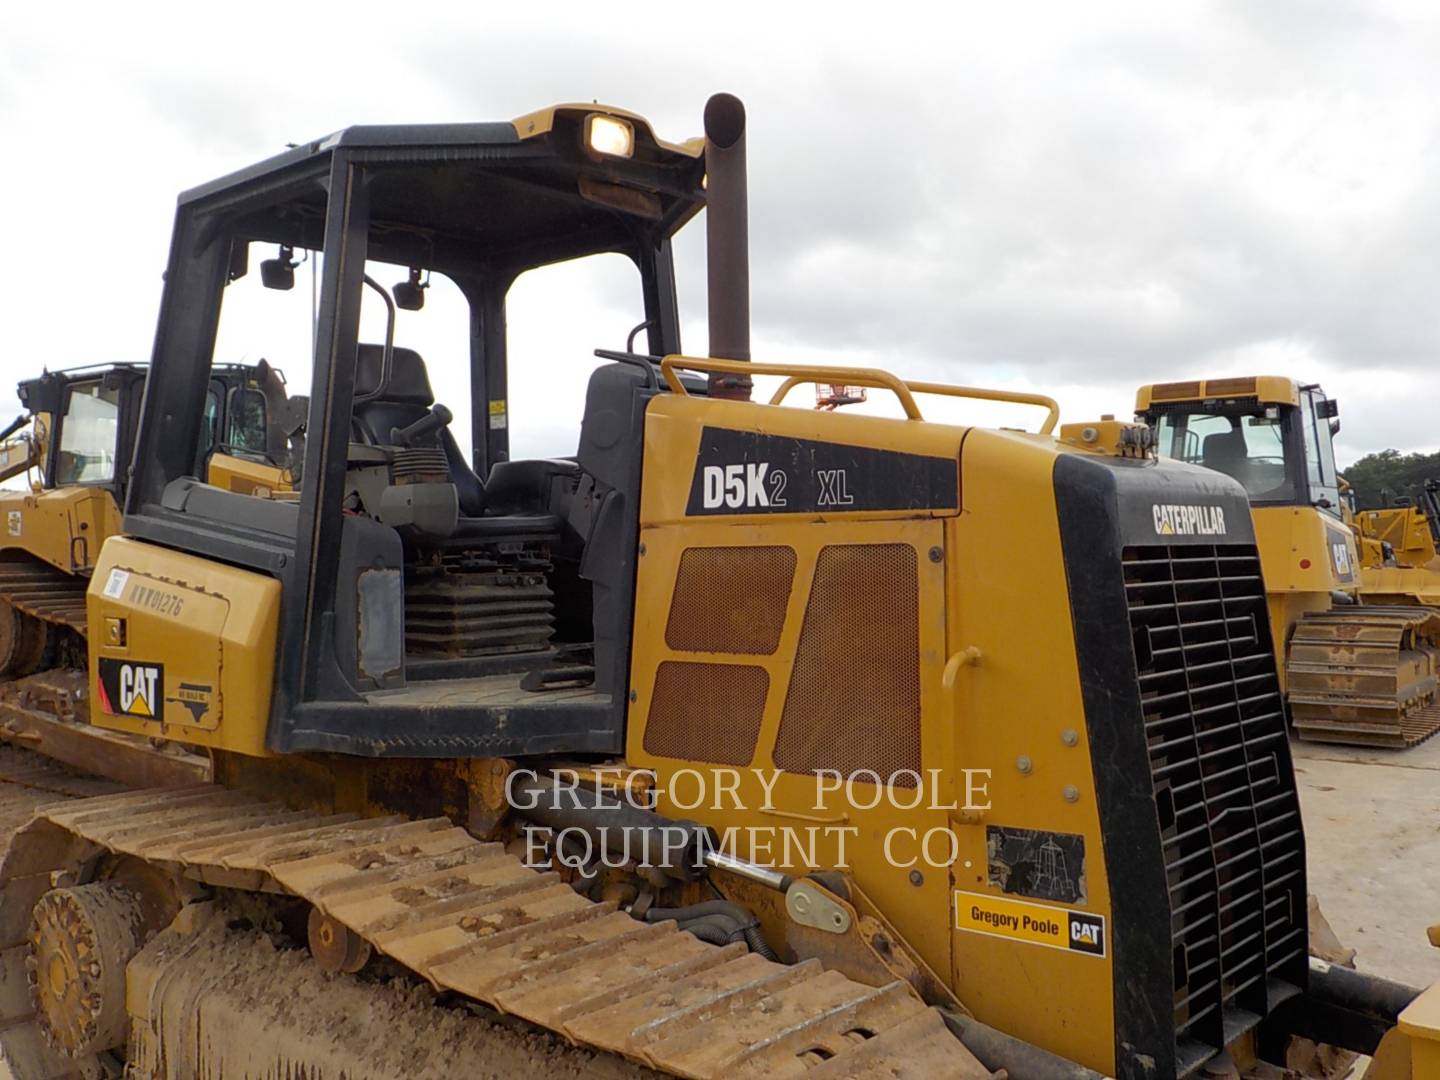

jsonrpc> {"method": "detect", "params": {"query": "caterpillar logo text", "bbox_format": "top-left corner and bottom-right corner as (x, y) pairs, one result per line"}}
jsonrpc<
(97, 659), (166, 720)
(1152, 503), (1227, 537)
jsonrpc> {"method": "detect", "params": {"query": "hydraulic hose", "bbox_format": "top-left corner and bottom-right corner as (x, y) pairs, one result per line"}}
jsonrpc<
(940, 1012), (1105, 1080)
(644, 900), (778, 961)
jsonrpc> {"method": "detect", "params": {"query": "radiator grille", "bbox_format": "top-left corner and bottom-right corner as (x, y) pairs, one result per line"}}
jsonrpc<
(644, 661), (768, 766)
(774, 544), (921, 786)
(1122, 543), (1306, 1059)
(665, 546), (796, 655)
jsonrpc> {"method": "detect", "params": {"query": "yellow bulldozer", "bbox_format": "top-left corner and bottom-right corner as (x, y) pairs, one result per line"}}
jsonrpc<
(1, 97), (1438, 1080)
(0, 361), (299, 783)
(1135, 377), (1440, 748)
(1350, 479), (1440, 606)
(0, 360), (297, 676)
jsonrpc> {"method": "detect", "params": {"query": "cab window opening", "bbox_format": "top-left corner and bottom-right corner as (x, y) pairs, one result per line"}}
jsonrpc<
(55, 380), (121, 485)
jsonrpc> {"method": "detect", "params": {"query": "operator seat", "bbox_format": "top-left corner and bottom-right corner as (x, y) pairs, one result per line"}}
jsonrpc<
(1203, 426), (1249, 489)
(352, 344), (486, 516)
(1201, 426), (1248, 472)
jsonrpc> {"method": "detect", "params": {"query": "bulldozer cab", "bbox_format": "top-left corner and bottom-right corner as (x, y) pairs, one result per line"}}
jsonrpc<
(3, 363), (287, 496)
(118, 106), (708, 756)
(9, 365), (147, 494)
(1136, 376), (1343, 516)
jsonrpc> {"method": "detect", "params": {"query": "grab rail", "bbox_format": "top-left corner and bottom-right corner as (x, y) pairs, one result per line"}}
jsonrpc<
(660, 356), (924, 420)
(659, 356), (1060, 434)
(901, 381), (1060, 435)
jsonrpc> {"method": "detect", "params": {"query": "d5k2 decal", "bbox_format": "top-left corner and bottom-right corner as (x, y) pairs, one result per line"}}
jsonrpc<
(686, 427), (958, 516)
(97, 659), (165, 720)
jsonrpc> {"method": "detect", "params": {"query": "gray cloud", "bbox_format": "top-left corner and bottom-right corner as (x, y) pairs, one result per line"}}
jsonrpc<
(4, 2), (1439, 469)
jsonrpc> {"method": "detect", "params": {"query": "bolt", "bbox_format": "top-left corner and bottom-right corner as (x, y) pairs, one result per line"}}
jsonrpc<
(629, 689), (638, 703)
(1063, 784), (1080, 803)
(909, 869), (924, 886)
(928, 546), (943, 563)
(1061, 728), (1079, 747)
(1081, 426), (1098, 443)
(638, 543), (647, 556)
(793, 892), (811, 915)
(1016, 755), (1033, 775)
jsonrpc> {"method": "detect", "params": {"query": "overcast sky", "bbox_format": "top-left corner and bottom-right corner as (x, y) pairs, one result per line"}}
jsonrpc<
(3, 0), (1438, 471)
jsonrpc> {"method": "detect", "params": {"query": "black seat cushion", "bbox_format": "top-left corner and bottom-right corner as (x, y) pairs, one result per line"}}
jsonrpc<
(442, 427), (487, 517)
(356, 345), (433, 405)
(1202, 427), (1247, 470)
(451, 513), (562, 541)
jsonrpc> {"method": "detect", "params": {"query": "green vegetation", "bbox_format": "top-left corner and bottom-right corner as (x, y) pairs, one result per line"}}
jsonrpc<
(1343, 448), (1440, 510)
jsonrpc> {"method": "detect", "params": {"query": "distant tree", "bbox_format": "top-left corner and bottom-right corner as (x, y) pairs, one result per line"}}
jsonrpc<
(1343, 448), (1440, 509)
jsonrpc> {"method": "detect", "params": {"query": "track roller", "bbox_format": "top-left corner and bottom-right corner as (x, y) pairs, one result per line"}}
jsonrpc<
(308, 906), (374, 974)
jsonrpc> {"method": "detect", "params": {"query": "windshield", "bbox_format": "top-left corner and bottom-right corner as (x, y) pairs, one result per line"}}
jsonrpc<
(1154, 409), (1296, 503)
(55, 381), (121, 484)
(227, 388), (268, 452)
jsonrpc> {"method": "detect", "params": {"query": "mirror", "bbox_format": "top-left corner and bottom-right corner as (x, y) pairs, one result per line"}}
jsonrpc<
(260, 245), (298, 291)
(393, 267), (427, 311)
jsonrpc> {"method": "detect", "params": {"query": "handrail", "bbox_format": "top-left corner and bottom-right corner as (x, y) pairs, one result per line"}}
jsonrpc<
(660, 356), (925, 420)
(769, 375), (1059, 434)
(904, 381), (1060, 435)
(659, 356), (1059, 434)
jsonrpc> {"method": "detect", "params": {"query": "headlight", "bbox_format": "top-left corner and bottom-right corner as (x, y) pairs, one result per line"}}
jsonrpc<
(585, 114), (634, 158)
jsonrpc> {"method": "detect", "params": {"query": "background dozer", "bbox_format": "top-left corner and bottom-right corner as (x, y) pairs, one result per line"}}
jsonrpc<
(0, 361), (299, 784)
(1136, 377), (1440, 748)
(0, 97), (1437, 1080)
(0, 359), (297, 677)
(1350, 478), (1440, 606)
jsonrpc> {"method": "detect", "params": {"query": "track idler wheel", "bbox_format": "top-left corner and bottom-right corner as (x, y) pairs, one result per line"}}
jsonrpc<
(308, 906), (372, 974)
(25, 882), (160, 1056)
(0, 600), (48, 676)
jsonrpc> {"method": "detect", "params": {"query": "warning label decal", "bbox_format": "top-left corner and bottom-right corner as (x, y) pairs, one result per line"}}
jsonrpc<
(954, 890), (1106, 958)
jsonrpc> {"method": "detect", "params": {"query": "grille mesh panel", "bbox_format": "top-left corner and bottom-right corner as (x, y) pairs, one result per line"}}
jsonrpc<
(665, 546), (797, 655)
(644, 661), (768, 766)
(1122, 543), (1306, 1056)
(774, 544), (921, 786)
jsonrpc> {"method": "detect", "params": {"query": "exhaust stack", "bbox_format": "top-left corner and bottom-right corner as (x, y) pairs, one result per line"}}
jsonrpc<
(703, 93), (752, 401)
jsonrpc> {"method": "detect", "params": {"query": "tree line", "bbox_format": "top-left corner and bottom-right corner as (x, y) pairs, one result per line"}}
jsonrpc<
(1342, 449), (1440, 510)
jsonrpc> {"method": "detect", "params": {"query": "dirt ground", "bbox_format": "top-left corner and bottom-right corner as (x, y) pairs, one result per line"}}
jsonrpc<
(1293, 732), (1440, 989)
